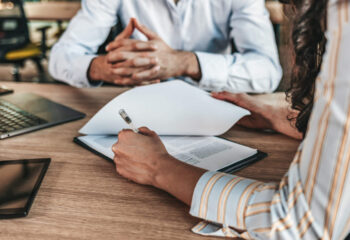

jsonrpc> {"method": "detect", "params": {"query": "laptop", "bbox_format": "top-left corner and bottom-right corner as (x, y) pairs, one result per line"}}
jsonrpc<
(0, 93), (85, 139)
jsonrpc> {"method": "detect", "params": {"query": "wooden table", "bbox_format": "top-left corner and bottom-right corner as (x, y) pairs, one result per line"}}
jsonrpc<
(0, 83), (300, 239)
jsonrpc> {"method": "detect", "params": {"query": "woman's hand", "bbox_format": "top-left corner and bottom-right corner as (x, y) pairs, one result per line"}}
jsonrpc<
(112, 127), (170, 186)
(212, 92), (303, 140)
(112, 127), (206, 205)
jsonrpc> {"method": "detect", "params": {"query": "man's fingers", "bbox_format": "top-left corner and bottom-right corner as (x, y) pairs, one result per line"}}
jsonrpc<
(107, 51), (137, 63)
(134, 19), (159, 40)
(114, 18), (136, 41)
(112, 67), (138, 76)
(113, 77), (137, 85)
(107, 51), (153, 64)
(115, 41), (157, 52)
(131, 65), (161, 81)
(112, 66), (152, 77)
(106, 18), (136, 51)
(107, 39), (157, 52)
(138, 79), (161, 86)
(111, 65), (157, 85)
(112, 57), (158, 68)
(107, 39), (139, 52)
(107, 51), (126, 63)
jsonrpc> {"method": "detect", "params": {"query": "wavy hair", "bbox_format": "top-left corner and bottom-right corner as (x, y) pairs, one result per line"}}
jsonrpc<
(284, 0), (328, 137)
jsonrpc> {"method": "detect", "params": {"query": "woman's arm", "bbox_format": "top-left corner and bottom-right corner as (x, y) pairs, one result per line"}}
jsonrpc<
(112, 127), (206, 205)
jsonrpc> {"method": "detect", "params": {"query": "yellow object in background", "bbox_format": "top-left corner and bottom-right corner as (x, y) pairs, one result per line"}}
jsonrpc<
(5, 43), (41, 61)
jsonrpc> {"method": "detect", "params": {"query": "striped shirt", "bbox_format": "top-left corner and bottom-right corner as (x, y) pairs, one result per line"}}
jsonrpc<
(190, 0), (350, 239)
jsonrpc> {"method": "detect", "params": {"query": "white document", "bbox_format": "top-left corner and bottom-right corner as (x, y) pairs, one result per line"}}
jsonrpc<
(77, 135), (257, 171)
(79, 80), (250, 136)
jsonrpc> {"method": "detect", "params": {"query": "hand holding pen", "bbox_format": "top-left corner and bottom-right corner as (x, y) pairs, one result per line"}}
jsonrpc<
(119, 109), (139, 133)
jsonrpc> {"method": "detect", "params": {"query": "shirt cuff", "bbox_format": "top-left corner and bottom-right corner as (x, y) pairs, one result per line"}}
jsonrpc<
(73, 55), (101, 88)
(189, 171), (261, 237)
(195, 52), (231, 92)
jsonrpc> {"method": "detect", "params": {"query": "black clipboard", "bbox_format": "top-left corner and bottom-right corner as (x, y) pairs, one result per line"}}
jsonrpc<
(73, 137), (267, 174)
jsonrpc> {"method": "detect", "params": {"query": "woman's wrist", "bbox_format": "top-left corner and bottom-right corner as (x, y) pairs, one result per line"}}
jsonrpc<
(153, 154), (206, 206)
(153, 154), (182, 190)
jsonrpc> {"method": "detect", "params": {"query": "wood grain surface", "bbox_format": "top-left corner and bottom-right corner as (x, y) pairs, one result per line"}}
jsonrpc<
(0, 83), (300, 240)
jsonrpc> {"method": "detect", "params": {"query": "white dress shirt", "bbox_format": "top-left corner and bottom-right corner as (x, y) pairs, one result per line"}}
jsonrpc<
(49, 0), (282, 92)
(190, 0), (350, 239)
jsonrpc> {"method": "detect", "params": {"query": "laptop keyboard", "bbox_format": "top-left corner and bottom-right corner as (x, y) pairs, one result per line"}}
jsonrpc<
(0, 99), (47, 134)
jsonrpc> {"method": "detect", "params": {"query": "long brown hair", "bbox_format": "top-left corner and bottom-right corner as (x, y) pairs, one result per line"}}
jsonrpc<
(286, 0), (328, 137)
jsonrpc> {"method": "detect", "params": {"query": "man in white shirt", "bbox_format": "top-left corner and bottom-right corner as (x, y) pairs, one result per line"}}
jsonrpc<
(49, 0), (282, 93)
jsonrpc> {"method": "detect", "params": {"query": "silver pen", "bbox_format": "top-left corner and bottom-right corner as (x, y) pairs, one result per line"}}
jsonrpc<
(118, 109), (139, 133)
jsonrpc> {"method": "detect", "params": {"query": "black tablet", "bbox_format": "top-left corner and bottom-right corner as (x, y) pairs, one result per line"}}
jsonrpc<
(0, 158), (50, 219)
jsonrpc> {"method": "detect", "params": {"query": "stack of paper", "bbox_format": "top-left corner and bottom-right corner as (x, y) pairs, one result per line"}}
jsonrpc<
(75, 81), (265, 172)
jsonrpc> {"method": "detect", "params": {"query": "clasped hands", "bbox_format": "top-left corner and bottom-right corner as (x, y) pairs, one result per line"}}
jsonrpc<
(89, 18), (201, 85)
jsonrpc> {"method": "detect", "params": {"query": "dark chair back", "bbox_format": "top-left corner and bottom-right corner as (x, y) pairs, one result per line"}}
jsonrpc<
(0, 0), (29, 58)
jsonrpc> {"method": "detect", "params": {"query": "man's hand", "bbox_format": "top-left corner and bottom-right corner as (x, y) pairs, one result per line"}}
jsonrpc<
(88, 54), (160, 85)
(105, 19), (201, 84)
(212, 92), (303, 140)
(88, 19), (160, 85)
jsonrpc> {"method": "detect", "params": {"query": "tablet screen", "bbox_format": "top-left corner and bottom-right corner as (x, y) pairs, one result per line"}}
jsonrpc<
(0, 159), (50, 218)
